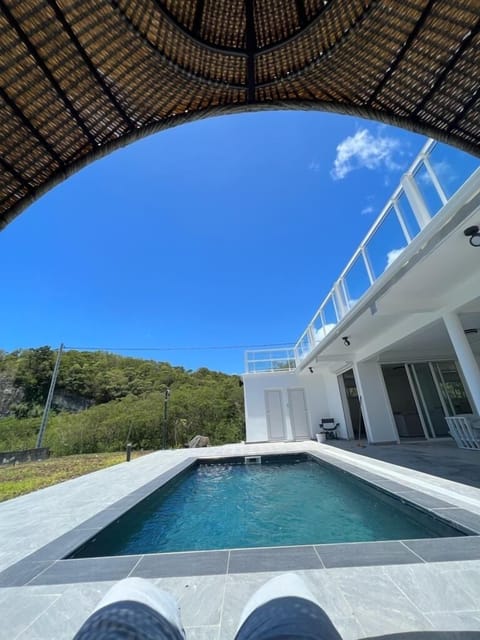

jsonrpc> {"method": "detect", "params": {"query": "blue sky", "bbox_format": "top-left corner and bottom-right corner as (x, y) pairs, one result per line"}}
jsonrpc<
(0, 112), (436, 372)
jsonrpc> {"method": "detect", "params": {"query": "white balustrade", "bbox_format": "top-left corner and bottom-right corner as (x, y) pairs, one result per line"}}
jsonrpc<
(246, 139), (480, 373)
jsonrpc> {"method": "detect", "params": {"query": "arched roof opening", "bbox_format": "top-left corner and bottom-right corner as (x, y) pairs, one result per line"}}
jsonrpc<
(0, 0), (478, 230)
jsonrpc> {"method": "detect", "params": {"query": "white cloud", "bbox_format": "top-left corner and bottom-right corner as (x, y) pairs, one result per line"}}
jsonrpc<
(315, 323), (336, 341)
(432, 159), (452, 178)
(417, 159), (455, 186)
(331, 129), (403, 180)
(309, 160), (321, 172)
(385, 247), (405, 269)
(361, 205), (375, 215)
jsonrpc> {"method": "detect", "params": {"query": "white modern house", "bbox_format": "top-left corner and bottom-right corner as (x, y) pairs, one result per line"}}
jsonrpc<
(243, 139), (480, 445)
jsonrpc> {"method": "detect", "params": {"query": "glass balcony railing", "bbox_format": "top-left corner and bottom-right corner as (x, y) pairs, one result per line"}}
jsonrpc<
(245, 139), (480, 374)
(245, 348), (297, 374)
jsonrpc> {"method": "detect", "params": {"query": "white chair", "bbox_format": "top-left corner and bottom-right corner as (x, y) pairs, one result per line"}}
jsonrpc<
(445, 415), (480, 450)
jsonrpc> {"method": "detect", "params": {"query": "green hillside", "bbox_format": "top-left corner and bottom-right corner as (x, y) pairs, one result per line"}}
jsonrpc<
(0, 348), (245, 455)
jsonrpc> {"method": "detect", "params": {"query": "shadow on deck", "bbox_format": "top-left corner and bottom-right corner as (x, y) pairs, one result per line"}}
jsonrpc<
(330, 438), (480, 489)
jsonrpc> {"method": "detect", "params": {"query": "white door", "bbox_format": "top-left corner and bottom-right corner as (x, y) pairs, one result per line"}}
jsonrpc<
(265, 390), (286, 441)
(288, 388), (310, 439)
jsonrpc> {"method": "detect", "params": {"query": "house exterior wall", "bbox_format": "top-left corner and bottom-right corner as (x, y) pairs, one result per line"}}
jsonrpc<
(243, 372), (295, 442)
(243, 155), (480, 445)
(243, 369), (348, 442)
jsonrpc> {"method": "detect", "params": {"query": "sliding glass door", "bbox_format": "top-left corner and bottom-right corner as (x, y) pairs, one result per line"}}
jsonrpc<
(407, 363), (449, 437)
(432, 361), (472, 416)
(383, 360), (472, 440)
(382, 365), (426, 438)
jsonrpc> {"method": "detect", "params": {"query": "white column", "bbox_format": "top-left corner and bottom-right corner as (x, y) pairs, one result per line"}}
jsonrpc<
(443, 311), (480, 415)
(352, 361), (398, 443)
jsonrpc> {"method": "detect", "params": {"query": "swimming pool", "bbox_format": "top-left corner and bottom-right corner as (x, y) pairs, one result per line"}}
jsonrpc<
(69, 454), (464, 558)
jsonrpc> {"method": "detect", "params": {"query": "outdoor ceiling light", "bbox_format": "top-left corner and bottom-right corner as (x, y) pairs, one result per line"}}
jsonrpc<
(342, 336), (351, 347)
(464, 225), (480, 247)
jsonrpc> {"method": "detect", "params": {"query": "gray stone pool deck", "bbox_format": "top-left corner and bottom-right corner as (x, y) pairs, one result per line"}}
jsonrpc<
(1, 441), (480, 639)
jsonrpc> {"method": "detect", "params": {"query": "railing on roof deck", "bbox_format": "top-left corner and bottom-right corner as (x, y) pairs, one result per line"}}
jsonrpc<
(245, 138), (480, 374)
(245, 347), (296, 374)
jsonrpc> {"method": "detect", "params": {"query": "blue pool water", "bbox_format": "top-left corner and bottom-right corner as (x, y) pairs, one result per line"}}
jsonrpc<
(71, 456), (463, 557)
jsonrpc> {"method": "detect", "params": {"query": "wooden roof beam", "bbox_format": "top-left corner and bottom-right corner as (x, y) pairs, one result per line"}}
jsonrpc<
(0, 87), (63, 165)
(412, 18), (480, 118)
(149, 0), (243, 55)
(0, 157), (34, 195)
(46, 0), (135, 129)
(447, 85), (480, 134)
(0, 1), (97, 148)
(245, 0), (256, 103)
(367, 0), (436, 107)
(192, 0), (205, 36)
(295, 0), (307, 28)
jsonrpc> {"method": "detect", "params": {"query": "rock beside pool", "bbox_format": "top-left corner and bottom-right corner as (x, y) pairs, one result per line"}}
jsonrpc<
(188, 435), (210, 448)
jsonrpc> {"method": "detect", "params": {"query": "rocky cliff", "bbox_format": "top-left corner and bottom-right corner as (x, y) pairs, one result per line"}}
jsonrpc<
(0, 372), (24, 416)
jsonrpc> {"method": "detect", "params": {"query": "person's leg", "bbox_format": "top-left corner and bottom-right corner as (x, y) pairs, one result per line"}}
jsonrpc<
(74, 577), (185, 640)
(235, 573), (342, 640)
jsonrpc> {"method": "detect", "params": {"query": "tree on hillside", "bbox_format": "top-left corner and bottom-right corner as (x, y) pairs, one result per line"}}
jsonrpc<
(0, 348), (246, 454)
(14, 347), (54, 405)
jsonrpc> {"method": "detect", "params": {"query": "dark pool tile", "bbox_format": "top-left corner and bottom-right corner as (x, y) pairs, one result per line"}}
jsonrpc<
(403, 536), (480, 562)
(321, 463), (404, 492)
(106, 496), (145, 511)
(27, 527), (100, 562)
(430, 509), (480, 534)
(29, 556), (140, 585)
(128, 482), (161, 498)
(127, 461), (196, 500)
(0, 560), (53, 587)
(397, 491), (454, 510)
(228, 546), (321, 574)
(131, 551), (229, 578)
(75, 511), (124, 531)
(315, 541), (422, 568)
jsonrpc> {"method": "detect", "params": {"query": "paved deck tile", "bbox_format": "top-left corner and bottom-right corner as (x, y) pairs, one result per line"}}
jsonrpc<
(228, 546), (322, 573)
(315, 540), (422, 568)
(132, 551), (229, 578)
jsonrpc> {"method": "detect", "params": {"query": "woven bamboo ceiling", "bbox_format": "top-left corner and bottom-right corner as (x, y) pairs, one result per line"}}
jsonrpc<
(0, 0), (479, 229)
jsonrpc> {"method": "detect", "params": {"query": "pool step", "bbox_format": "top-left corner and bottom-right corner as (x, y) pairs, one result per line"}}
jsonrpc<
(244, 456), (262, 464)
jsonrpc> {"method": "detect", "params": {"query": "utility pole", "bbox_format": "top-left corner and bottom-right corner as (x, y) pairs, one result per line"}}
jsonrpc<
(36, 343), (64, 449)
(162, 387), (170, 449)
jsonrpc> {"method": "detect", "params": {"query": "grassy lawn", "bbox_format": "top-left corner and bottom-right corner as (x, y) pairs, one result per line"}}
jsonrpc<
(0, 451), (150, 502)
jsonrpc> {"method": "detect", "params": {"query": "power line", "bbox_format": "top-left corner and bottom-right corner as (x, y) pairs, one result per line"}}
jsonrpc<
(64, 343), (294, 352)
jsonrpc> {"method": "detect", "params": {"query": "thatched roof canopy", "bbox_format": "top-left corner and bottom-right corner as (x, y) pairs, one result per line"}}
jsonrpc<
(0, 0), (478, 229)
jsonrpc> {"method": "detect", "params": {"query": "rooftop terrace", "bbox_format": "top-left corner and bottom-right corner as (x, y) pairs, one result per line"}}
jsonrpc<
(245, 140), (480, 374)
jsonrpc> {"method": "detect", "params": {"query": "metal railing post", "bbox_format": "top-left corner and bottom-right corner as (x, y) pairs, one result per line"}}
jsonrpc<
(422, 155), (448, 205)
(361, 247), (375, 285)
(401, 173), (431, 229)
(393, 201), (412, 244)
